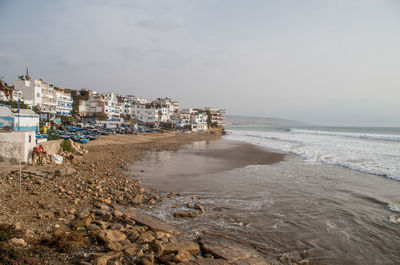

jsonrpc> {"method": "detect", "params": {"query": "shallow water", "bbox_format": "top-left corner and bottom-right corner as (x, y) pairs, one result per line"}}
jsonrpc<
(130, 139), (400, 265)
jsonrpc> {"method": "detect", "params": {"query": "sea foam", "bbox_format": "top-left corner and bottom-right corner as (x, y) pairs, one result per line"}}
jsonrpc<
(228, 127), (400, 181)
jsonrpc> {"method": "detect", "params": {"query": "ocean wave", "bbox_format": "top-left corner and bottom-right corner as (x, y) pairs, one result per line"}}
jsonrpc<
(289, 129), (400, 142)
(227, 130), (400, 181)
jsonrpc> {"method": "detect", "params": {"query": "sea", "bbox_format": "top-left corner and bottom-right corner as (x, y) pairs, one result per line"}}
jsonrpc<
(228, 125), (400, 181)
(131, 125), (400, 265)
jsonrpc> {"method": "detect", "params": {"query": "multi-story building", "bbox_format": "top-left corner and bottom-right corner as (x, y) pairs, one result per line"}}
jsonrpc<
(87, 91), (105, 116)
(205, 108), (226, 128)
(190, 110), (208, 132)
(55, 88), (73, 116)
(40, 82), (57, 116)
(152, 97), (179, 114)
(14, 79), (42, 107)
(103, 93), (121, 119)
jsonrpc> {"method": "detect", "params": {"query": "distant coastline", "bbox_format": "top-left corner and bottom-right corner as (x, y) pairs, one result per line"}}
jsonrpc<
(226, 114), (310, 126)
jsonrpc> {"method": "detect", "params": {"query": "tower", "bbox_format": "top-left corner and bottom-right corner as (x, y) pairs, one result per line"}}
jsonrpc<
(25, 67), (31, 80)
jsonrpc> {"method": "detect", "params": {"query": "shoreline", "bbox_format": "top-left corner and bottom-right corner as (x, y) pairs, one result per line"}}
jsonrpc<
(0, 132), (279, 264)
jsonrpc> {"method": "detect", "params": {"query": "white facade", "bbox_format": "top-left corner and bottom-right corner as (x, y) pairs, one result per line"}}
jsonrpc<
(40, 82), (57, 114)
(14, 79), (42, 106)
(104, 93), (121, 119)
(158, 107), (170, 123)
(128, 104), (158, 123)
(55, 89), (73, 116)
(126, 95), (148, 104)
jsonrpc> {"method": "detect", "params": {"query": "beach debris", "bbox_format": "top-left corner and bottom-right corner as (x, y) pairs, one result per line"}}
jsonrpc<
(51, 153), (64, 164)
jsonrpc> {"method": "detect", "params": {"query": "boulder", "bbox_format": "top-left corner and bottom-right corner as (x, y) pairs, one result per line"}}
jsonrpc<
(180, 258), (230, 265)
(56, 167), (76, 177)
(174, 210), (200, 218)
(97, 230), (127, 243)
(174, 250), (194, 263)
(199, 236), (270, 265)
(124, 244), (138, 256)
(163, 241), (200, 255)
(71, 216), (92, 229)
(10, 238), (27, 247)
(107, 241), (124, 251)
(113, 204), (181, 234)
(139, 231), (155, 242)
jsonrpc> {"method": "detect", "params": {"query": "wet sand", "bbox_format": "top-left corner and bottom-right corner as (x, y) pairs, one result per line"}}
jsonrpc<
(133, 139), (285, 192)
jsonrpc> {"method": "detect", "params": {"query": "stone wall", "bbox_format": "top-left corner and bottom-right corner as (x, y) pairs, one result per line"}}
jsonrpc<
(39, 139), (62, 155)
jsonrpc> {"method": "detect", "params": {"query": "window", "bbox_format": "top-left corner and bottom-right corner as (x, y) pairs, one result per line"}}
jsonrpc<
(29, 135), (31, 143)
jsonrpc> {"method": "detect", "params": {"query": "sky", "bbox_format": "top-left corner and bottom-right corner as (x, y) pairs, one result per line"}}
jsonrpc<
(1, 0), (399, 126)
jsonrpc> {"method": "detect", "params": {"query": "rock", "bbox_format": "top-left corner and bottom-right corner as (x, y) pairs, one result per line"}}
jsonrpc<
(56, 167), (76, 177)
(92, 251), (122, 265)
(14, 222), (22, 230)
(10, 238), (27, 247)
(174, 250), (194, 263)
(93, 256), (109, 265)
(167, 192), (176, 198)
(71, 216), (92, 229)
(163, 241), (200, 255)
(109, 223), (124, 230)
(139, 231), (155, 242)
(180, 258), (230, 265)
(87, 224), (101, 232)
(187, 202), (195, 208)
(113, 210), (123, 218)
(140, 258), (153, 265)
(194, 203), (205, 214)
(24, 229), (38, 241)
(158, 255), (174, 263)
(124, 244), (138, 256)
(108, 260), (122, 265)
(173, 210), (200, 218)
(114, 205), (181, 234)
(107, 241), (124, 251)
(199, 236), (270, 264)
(155, 231), (165, 239)
(97, 230), (127, 243)
(151, 240), (163, 257)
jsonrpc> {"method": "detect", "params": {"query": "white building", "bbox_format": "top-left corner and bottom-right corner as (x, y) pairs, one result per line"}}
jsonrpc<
(0, 106), (39, 163)
(40, 82), (57, 116)
(104, 93), (121, 119)
(190, 111), (208, 132)
(55, 88), (73, 116)
(14, 79), (42, 107)
(205, 108), (226, 128)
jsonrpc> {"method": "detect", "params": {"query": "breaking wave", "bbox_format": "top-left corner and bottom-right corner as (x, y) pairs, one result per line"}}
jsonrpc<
(290, 129), (400, 142)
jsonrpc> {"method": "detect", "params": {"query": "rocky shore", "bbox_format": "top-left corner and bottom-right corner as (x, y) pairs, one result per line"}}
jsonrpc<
(0, 132), (275, 265)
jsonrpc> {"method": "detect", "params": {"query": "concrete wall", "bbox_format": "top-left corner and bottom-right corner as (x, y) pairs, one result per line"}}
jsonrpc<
(0, 131), (36, 163)
(13, 114), (39, 132)
(39, 139), (62, 155)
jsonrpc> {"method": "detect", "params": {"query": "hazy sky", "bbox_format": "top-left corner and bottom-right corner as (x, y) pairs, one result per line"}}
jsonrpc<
(1, 0), (399, 126)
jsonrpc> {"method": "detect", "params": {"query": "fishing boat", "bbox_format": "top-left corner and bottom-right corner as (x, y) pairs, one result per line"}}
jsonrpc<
(80, 138), (89, 144)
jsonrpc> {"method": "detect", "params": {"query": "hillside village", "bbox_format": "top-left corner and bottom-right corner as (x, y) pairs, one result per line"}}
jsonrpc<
(0, 69), (225, 164)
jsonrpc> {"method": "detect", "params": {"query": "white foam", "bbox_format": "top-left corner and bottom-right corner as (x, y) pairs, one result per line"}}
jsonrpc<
(290, 129), (400, 142)
(227, 128), (400, 180)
